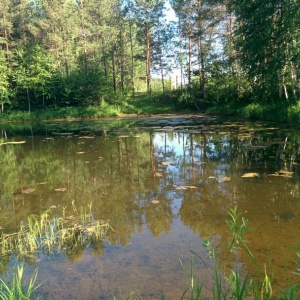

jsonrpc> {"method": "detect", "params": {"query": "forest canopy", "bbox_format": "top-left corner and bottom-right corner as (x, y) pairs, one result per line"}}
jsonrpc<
(0, 0), (300, 113)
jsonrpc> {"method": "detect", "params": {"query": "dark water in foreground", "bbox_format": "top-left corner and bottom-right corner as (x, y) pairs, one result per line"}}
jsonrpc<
(0, 115), (300, 299)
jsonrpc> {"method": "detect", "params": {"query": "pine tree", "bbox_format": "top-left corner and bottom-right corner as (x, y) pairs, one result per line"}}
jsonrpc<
(0, 50), (10, 112)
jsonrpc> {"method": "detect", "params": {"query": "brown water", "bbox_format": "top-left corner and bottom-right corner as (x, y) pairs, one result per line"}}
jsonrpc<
(0, 115), (300, 299)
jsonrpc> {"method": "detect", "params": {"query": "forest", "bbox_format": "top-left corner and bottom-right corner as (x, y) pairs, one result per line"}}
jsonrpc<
(0, 0), (300, 120)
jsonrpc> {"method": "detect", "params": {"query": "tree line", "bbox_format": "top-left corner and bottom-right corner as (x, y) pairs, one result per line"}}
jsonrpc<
(171, 0), (300, 108)
(0, 0), (300, 112)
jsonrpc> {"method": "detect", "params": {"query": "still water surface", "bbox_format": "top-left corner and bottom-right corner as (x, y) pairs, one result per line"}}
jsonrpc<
(0, 115), (300, 299)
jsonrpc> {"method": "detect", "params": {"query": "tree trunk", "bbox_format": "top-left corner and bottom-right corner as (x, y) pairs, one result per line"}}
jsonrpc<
(120, 30), (125, 92)
(178, 16), (184, 91)
(289, 60), (297, 101)
(198, 36), (206, 98)
(112, 46), (117, 92)
(4, 28), (9, 53)
(157, 22), (165, 97)
(146, 23), (152, 95)
(129, 18), (135, 96)
(278, 70), (283, 99)
(197, 0), (208, 99)
(187, 30), (192, 89)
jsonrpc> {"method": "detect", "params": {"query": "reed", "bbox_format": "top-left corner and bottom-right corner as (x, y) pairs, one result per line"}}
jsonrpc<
(0, 203), (111, 259)
(180, 257), (203, 300)
(179, 207), (300, 300)
(0, 264), (41, 300)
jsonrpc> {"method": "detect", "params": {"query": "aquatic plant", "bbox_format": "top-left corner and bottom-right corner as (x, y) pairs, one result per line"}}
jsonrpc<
(179, 207), (300, 300)
(180, 257), (203, 300)
(0, 264), (41, 300)
(0, 203), (112, 260)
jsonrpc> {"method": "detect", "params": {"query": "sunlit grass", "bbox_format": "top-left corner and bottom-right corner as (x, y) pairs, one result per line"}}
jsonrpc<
(287, 101), (300, 125)
(0, 264), (41, 300)
(0, 203), (112, 259)
(0, 92), (189, 122)
(177, 207), (300, 300)
(207, 101), (300, 126)
(0, 104), (124, 121)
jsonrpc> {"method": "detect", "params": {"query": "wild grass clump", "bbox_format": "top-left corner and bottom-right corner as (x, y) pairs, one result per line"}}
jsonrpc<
(240, 102), (291, 122)
(125, 92), (184, 114)
(241, 103), (267, 119)
(179, 207), (300, 300)
(0, 104), (125, 122)
(33, 104), (123, 120)
(0, 264), (41, 300)
(0, 111), (32, 122)
(0, 92), (183, 122)
(0, 202), (112, 259)
(287, 101), (300, 125)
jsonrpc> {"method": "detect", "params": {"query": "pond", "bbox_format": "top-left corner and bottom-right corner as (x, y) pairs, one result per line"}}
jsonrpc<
(0, 114), (299, 299)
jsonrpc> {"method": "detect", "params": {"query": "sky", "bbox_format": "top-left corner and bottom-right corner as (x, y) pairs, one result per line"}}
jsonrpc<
(151, 0), (182, 86)
(165, 1), (177, 22)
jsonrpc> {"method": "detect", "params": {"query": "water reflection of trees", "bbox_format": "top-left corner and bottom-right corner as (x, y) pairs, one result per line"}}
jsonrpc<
(0, 124), (300, 275)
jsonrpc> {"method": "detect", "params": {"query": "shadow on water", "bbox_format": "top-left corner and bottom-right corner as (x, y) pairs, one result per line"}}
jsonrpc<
(0, 115), (300, 299)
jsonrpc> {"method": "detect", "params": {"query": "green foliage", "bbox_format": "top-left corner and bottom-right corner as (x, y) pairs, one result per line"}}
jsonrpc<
(229, 0), (300, 102)
(0, 264), (41, 300)
(287, 101), (300, 125)
(279, 284), (300, 300)
(1, 0), (300, 118)
(48, 68), (112, 107)
(0, 204), (111, 259)
(0, 50), (11, 111)
(179, 207), (300, 300)
(180, 257), (203, 300)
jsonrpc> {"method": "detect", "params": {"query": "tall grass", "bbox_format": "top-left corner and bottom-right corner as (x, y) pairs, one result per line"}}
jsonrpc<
(180, 257), (203, 300)
(0, 203), (112, 259)
(207, 100), (300, 126)
(0, 264), (41, 300)
(0, 91), (184, 122)
(0, 104), (125, 122)
(179, 207), (300, 300)
(287, 102), (300, 125)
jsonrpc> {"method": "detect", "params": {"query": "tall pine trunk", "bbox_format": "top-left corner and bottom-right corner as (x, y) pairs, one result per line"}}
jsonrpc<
(146, 23), (152, 95)
(129, 19), (135, 96)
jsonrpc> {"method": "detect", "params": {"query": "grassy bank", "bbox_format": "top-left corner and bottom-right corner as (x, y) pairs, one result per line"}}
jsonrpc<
(1, 92), (300, 127)
(206, 101), (300, 126)
(0, 93), (187, 122)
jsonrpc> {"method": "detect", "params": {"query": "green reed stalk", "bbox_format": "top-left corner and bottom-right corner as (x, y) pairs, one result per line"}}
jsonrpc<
(0, 203), (111, 259)
(182, 207), (277, 300)
(0, 264), (41, 300)
(180, 257), (203, 300)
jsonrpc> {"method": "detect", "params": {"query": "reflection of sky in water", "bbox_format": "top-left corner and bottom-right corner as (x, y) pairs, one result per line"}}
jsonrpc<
(153, 132), (186, 157)
(167, 191), (182, 215)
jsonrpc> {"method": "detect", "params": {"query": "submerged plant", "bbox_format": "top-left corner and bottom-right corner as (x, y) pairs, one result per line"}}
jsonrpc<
(0, 203), (112, 260)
